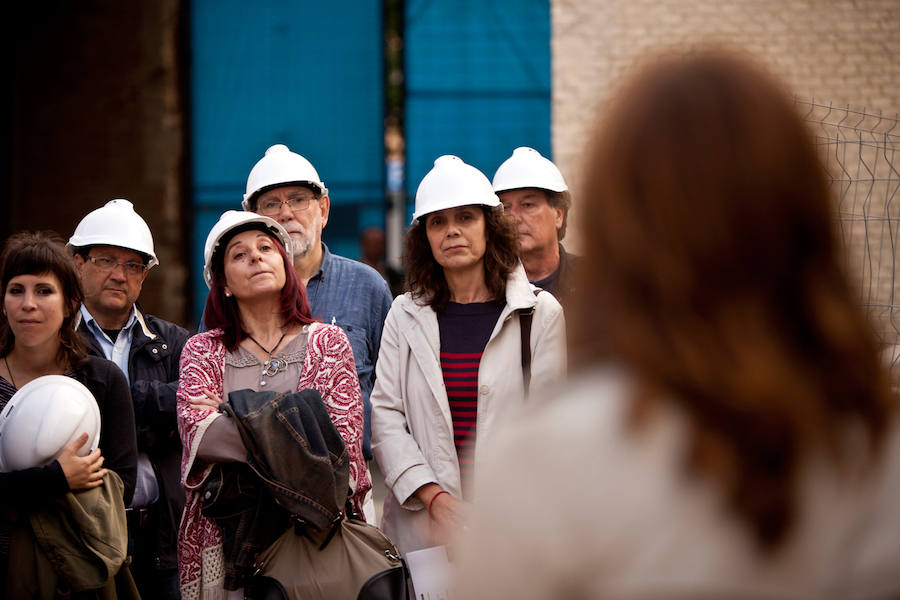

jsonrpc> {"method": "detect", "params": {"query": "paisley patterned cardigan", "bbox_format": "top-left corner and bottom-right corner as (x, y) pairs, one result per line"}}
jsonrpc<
(175, 324), (371, 599)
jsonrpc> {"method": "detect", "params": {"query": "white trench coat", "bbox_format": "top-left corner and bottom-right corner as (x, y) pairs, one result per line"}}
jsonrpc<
(371, 264), (566, 554)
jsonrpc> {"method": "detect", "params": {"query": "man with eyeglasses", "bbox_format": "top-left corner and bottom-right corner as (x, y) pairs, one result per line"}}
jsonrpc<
(68, 199), (188, 600)
(240, 144), (393, 520)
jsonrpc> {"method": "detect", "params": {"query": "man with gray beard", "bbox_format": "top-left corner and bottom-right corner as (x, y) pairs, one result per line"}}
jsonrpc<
(239, 145), (393, 521)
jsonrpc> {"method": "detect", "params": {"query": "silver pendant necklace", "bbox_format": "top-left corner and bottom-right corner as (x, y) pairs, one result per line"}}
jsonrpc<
(246, 331), (287, 387)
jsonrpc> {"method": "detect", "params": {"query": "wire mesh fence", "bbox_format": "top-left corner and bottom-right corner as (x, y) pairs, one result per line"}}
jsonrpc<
(797, 99), (900, 368)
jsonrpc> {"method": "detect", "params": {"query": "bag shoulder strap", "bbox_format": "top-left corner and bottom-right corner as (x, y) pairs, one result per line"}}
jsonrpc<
(518, 289), (541, 398)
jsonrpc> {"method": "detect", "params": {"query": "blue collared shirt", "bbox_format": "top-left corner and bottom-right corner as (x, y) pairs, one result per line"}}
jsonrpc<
(79, 304), (139, 384)
(307, 244), (393, 458)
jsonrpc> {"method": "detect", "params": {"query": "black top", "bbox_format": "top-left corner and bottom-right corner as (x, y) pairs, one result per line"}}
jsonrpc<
(100, 327), (121, 342)
(437, 301), (503, 494)
(531, 243), (580, 305)
(72, 355), (139, 504)
(437, 301), (503, 353)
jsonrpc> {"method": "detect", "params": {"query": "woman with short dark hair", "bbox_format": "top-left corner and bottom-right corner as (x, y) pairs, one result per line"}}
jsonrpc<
(371, 155), (566, 555)
(0, 230), (137, 596)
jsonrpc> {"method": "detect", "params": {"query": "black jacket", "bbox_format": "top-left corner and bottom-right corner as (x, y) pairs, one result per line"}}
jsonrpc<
(531, 243), (580, 305)
(201, 388), (351, 590)
(556, 244), (580, 302)
(77, 305), (189, 571)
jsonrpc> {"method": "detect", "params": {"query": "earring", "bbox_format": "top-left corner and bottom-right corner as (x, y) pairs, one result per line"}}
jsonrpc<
(224, 290), (232, 298)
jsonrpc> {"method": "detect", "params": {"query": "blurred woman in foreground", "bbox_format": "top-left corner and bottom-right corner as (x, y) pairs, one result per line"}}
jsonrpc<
(458, 49), (900, 599)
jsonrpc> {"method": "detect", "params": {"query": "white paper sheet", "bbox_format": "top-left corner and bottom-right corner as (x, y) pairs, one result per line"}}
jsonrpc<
(405, 545), (453, 600)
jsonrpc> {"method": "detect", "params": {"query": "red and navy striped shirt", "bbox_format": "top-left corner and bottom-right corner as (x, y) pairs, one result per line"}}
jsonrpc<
(437, 301), (503, 494)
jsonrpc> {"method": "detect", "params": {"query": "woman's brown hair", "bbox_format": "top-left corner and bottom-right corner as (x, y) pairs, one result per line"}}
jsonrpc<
(573, 48), (894, 549)
(0, 231), (88, 368)
(405, 205), (519, 311)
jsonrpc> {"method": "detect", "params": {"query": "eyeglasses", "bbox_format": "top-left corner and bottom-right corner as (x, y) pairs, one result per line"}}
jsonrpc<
(87, 256), (147, 277)
(257, 194), (317, 216)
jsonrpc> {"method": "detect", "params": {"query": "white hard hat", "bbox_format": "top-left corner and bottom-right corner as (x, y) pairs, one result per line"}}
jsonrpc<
(203, 210), (293, 288)
(411, 155), (501, 225)
(242, 144), (328, 211)
(67, 199), (159, 269)
(492, 147), (568, 194)
(0, 375), (101, 472)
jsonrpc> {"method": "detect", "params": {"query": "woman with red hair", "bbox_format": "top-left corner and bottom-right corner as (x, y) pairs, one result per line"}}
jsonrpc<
(176, 212), (370, 600)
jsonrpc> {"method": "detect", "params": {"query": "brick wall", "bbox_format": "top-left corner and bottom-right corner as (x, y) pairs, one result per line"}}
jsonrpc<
(552, 0), (900, 344)
(552, 1), (899, 187)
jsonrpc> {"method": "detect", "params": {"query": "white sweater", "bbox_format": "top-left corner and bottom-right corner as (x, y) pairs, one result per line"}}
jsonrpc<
(457, 369), (900, 599)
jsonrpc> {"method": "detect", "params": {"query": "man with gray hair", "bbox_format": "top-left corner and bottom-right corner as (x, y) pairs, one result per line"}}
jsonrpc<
(493, 147), (579, 302)
(240, 145), (393, 515)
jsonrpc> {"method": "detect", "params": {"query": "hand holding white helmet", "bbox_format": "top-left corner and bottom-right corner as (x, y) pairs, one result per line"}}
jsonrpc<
(56, 433), (107, 490)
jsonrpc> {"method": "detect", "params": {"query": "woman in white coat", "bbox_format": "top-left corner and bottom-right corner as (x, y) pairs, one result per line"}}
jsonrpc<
(371, 155), (566, 554)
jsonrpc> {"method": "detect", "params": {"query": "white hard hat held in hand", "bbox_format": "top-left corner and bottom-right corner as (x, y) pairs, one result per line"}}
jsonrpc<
(411, 155), (501, 225)
(492, 146), (568, 194)
(67, 199), (159, 269)
(0, 375), (101, 472)
(242, 144), (328, 211)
